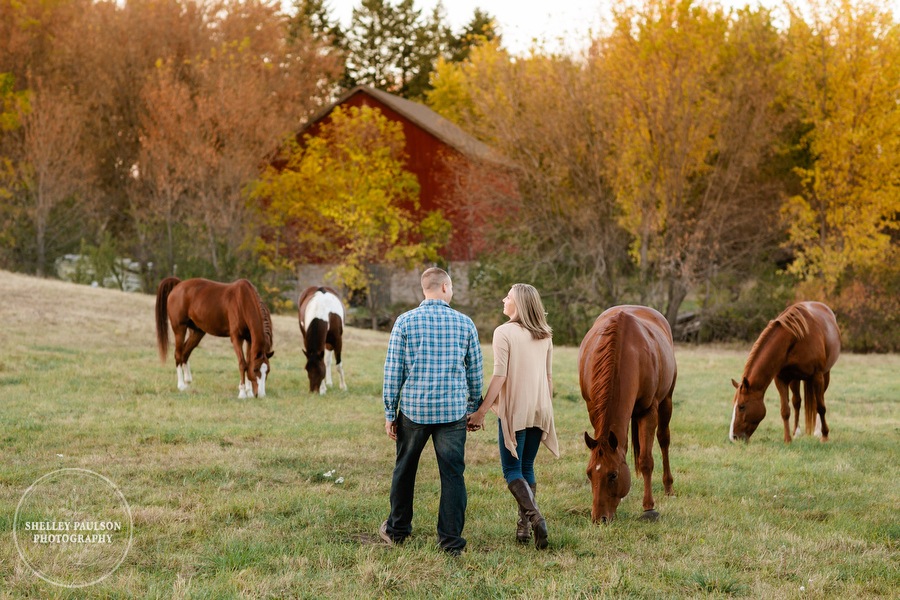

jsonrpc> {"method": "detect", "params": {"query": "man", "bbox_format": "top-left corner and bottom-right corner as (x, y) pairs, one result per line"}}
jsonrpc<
(380, 267), (484, 556)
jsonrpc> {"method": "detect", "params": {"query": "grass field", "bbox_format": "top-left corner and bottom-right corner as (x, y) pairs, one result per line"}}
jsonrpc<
(0, 270), (897, 599)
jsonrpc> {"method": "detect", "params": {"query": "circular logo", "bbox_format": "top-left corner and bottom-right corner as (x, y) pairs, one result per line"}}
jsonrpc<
(13, 468), (133, 588)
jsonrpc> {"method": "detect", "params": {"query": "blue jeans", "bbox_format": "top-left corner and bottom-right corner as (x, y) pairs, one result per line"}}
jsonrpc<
(385, 412), (468, 552)
(498, 420), (543, 485)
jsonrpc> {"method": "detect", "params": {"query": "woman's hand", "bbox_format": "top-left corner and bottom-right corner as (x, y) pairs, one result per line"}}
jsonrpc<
(466, 411), (485, 431)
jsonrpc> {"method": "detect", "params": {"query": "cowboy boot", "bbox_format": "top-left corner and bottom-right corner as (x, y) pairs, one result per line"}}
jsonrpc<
(515, 483), (537, 544)
(508, 478), (548, 550)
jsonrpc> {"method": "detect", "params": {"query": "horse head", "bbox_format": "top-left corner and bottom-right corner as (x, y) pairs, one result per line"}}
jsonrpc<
(303, 349), (326, 394)
(730, 377), (766, 441)
(584, 430), (631, 523)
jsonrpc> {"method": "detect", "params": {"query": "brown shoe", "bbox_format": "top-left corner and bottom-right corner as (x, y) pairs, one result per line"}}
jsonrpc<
(379, 520), (394, 545)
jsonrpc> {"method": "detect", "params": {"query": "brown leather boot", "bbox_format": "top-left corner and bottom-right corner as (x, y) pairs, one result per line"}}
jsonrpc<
(508, 478), (548, 550)
(515, 483), (537, 544)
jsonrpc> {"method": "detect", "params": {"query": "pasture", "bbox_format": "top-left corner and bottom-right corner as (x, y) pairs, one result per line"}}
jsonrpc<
(0, 270), (897, 599)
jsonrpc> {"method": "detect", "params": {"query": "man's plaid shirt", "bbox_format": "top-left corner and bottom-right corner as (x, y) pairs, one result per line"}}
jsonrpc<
(383, 299), (484, 424)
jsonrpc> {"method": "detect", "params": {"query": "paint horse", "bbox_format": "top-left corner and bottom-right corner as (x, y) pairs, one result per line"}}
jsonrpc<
(579, 306), (676, 524)
(297, 286), (346, 394)
(729, 301), (840, 443)
(156, 277), (274, 398)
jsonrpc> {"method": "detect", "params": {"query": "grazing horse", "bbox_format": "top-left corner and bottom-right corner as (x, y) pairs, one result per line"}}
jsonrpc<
(156, 277), (274, 398)
(297, 286), (346, 394)
(579, 306), (676, 524)
(729, 301), (840, 443)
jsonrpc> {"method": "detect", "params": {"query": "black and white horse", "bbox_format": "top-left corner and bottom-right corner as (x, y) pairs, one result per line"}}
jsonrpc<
(298, 286), (346, 394)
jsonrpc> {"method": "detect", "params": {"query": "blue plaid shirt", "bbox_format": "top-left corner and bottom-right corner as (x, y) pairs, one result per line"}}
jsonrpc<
(383, 299), (484, 424)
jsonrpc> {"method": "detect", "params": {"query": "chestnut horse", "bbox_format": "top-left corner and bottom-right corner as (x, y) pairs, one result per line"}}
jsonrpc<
(729, 301), (840, 443)
(298, 286), (346, 394)
(579, 306), (676, 524)
(156, 277), (274, 398)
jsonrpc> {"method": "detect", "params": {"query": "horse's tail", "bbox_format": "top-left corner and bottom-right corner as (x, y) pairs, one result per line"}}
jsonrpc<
(804, 379), (817, 435)
(155, 277), (181, 363)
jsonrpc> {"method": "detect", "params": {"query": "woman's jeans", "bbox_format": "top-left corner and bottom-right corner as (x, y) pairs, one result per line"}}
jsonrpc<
(498, 420), (542, 485)
(385, 412), (468, 552)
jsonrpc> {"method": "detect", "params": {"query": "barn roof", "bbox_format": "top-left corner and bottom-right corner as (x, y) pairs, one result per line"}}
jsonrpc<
(302, 85), (511, 167)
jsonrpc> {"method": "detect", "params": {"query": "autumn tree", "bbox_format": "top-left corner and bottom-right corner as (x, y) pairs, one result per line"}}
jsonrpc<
(781, 0), (900, 291)
(252, 105), (449, 327)
(130, 0), (342, 280)
(429, 41), (630, 342)
(0, 72), (29, 267)
(9, 80), (93, 276)
(597, 0), (790, 325)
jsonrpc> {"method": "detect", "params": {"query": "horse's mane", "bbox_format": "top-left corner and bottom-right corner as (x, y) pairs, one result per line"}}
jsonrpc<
(743, 304), (809, 377)
(258, 296), (273, 351)
(586, 313), (621, 434)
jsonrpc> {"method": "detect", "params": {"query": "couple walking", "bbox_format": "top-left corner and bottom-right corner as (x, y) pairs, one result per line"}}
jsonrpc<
(379, 267), (559, 555)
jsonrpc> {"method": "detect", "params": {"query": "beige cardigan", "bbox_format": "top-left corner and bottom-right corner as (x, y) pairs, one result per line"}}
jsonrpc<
(491, 322), (559, 459)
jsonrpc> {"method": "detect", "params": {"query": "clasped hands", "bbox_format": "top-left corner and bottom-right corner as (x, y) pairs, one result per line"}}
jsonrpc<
(466, 411), (486, 432)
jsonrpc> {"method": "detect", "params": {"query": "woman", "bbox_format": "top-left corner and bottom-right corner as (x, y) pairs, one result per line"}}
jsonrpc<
(467, 283), (558, 550)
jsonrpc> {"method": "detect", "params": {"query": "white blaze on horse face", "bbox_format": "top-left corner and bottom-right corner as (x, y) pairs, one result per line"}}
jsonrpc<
(729, 402), (738, 441)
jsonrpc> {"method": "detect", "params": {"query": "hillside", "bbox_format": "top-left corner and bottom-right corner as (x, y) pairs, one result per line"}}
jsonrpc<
(0, 269), (387, 355)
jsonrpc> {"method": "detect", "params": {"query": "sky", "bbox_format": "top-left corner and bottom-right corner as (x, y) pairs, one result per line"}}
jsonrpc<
(322, 0), (900, 56)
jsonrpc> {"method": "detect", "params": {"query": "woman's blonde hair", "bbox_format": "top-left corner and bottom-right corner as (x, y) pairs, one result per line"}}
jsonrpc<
(509, 283), (552, 340)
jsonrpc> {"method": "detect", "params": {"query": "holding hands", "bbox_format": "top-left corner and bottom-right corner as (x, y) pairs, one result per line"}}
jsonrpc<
(467, 411), (486, 431)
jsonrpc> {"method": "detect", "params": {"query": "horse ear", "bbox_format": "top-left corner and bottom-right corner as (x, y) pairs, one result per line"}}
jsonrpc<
(608, 430), (618, 451)
(302, 349), (308, 357)
(731, 378), (739, 389)
(584, 431), (599, 450)
(266, 350), (274, 359)
(741, 377), (750, 391)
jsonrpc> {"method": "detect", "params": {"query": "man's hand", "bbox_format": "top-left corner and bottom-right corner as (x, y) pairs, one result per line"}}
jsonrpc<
(466, 411), (485, 431)
(385, 419), (397, 440)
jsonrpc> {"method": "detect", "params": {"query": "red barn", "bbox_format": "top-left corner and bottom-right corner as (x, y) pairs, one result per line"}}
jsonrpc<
(298, 85), (517, 262)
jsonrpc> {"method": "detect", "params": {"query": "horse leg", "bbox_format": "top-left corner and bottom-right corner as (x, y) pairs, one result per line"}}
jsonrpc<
(775, 376), (792, 443)
(813, 372), (829, 441)
(334, 337), (346, 391)
(790, 380), (802, 438)
(172, 325), (189, 391)
(657, 394), (674, 496)
(180, 329), (206, 386)
(635, 413), (659, 520)
(324, 348), (334, 387)
(230, 335), (250, 398)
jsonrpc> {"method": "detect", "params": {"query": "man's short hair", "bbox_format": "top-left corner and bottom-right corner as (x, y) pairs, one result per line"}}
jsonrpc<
(421, 267), (450, 291)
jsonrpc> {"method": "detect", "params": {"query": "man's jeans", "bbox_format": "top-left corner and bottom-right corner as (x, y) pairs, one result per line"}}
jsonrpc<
(385, 412), (468, 552)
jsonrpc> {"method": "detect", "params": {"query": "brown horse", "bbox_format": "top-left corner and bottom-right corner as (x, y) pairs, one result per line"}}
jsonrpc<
(297, 286), (346, 394)
(729, 301), (840, 443)
(156, 277), (274, 398)
(579, 305), (676, 524)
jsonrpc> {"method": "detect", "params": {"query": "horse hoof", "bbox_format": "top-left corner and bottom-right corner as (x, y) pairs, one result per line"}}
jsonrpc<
(639, 510), (660, 522)
(178, 384), (189, 392)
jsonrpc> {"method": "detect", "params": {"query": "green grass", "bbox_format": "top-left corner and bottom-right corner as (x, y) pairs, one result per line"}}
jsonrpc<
(0, 270), (897, 598)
